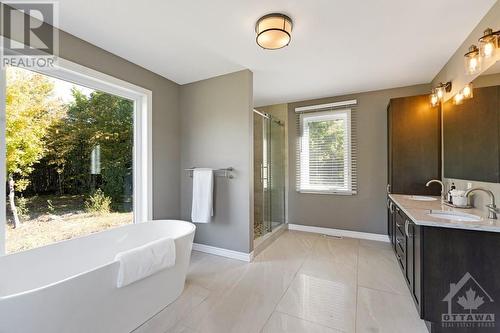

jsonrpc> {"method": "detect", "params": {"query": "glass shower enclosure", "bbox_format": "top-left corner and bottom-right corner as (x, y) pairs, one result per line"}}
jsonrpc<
(253, 110), (286, 240)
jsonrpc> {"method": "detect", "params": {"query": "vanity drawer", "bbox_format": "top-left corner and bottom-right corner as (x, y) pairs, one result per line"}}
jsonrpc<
(395, 219), (406, 253)
(396, 239), (406, 270)
(396, 232), (406, 255)
(394, 206), (408, 271)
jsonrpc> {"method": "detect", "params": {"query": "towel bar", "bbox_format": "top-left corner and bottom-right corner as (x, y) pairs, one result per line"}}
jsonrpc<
(185, 167), (234, 179)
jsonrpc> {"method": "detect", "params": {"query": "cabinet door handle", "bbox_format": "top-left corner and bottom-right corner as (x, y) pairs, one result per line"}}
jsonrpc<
(405, 220), (414, 237)
(387, 184), (391, 194)
(260, 163), (263, 184)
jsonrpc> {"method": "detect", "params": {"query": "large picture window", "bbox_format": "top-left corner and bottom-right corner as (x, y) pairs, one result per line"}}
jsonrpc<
(0, 58), (151, 255)
(297, 108), (357, 195)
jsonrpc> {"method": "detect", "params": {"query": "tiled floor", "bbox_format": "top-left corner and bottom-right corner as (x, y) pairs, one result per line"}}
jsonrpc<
(133, 231), (428, 333)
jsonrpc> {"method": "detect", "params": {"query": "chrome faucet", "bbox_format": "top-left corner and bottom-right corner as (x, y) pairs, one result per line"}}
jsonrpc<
(465, 188), (498, 219)
(426, 179), (445, 202)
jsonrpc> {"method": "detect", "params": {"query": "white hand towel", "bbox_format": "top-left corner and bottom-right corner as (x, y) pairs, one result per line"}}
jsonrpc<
(115, 237), (176, 288)
(191, 168), (214, 223)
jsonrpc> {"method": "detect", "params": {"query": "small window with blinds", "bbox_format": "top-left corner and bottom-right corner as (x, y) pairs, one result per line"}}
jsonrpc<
(297, 107), (357, 195)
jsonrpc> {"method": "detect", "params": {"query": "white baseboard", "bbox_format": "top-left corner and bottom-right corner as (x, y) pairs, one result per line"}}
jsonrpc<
(288, 224), (389, 242)
(192, 243), (254, 262)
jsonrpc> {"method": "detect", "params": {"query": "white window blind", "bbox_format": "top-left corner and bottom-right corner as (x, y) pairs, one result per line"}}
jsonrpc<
(296, 106), (357, 195)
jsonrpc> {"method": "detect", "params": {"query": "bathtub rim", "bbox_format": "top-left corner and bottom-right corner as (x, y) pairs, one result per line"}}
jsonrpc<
(0, 219), (195, 301)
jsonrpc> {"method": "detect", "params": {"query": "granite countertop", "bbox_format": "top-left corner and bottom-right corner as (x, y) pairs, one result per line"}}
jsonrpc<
(389, 194), (500, 233)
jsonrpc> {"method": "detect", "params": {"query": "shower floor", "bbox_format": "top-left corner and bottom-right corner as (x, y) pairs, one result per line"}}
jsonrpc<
(254, 221), (282, 239)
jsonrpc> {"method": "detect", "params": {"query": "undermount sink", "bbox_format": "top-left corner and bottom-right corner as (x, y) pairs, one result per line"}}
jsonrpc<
(427, 210), (482, 222)
(407, 195), (437, 201)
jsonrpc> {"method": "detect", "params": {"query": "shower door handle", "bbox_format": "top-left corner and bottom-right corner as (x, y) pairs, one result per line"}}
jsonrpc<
(260, 163), (269, 183)
(260, 163), (264, 184)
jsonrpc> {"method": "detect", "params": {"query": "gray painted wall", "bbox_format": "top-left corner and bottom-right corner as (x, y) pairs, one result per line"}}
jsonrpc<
(287, 85), (430, 235)
(1, 7), (182, 219)
(179, 70), (254, 253)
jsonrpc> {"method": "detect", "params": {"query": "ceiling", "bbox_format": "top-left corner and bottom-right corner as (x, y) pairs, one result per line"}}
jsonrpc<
(54, 0), (496, 106)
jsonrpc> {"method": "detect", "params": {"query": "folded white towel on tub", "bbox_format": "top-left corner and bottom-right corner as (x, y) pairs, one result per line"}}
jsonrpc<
(114, 237), (176, 288)
(191, 168), (214, 223)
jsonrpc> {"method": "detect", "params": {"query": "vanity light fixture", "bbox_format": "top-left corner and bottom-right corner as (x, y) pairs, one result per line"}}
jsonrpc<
(464, 45), (481, 75)
(255, 13), (293, 50)
(453, 92), (464, 105)
(429, 82), (452, 106)
(436, 82), (452, 100)
(430, 89), (439, 107)
(435, 86), (446, 100)
(463, 27), (500, 75)
(462, 83), (473, 99)
(447, 83), (473, 106)
(479, 28), (499, 59)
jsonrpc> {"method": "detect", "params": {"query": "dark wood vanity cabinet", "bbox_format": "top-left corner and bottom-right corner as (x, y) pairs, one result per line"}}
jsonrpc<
(413, 221), (422, 310)
(387, 95), (441, 195)
(388, 199), (500, 332)
(386, 84), (500, 331)
(406, 218), (422, 312)
(387, 94), (440, 318)
(389, 201), (422, 314)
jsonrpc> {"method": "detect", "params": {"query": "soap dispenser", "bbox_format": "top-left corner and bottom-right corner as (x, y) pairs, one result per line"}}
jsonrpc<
(447, 182), (456, 204)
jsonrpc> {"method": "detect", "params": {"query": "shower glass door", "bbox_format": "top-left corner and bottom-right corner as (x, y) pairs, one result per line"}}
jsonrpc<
(268, 119), (285, 231)
(254, 111), (285, 240)
(262, 118), (271, 234)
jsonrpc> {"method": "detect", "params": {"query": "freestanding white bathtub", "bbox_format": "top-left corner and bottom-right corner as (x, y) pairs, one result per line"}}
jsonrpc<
(0, 220), (195, 333)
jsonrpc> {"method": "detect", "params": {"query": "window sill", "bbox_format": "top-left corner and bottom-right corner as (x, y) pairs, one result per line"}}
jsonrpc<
(297, 190), (357, 196)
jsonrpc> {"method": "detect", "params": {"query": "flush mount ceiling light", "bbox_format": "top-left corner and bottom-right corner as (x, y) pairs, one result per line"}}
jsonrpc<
(255, 13), (293, 50)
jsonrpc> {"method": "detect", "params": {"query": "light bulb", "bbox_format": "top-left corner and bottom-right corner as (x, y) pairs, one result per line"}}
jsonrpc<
(454, 93), (464, 105)
(483, 42), (495, 58)
(436, 87), (445, 100)
(430, 93), (439, 107)
(464, 45), (481, 75)
(462, 83), (473, 99)
(479, 28), (498, 59)
(468, 57), (479, 73)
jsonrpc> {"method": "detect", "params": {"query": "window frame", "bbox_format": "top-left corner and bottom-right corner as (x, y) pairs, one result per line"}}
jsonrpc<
(297, 107), (355, 195)
(0, 41), (153, 255)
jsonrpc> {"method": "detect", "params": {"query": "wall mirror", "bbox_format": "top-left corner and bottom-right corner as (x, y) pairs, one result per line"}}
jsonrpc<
(442, 60), (500, 182)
